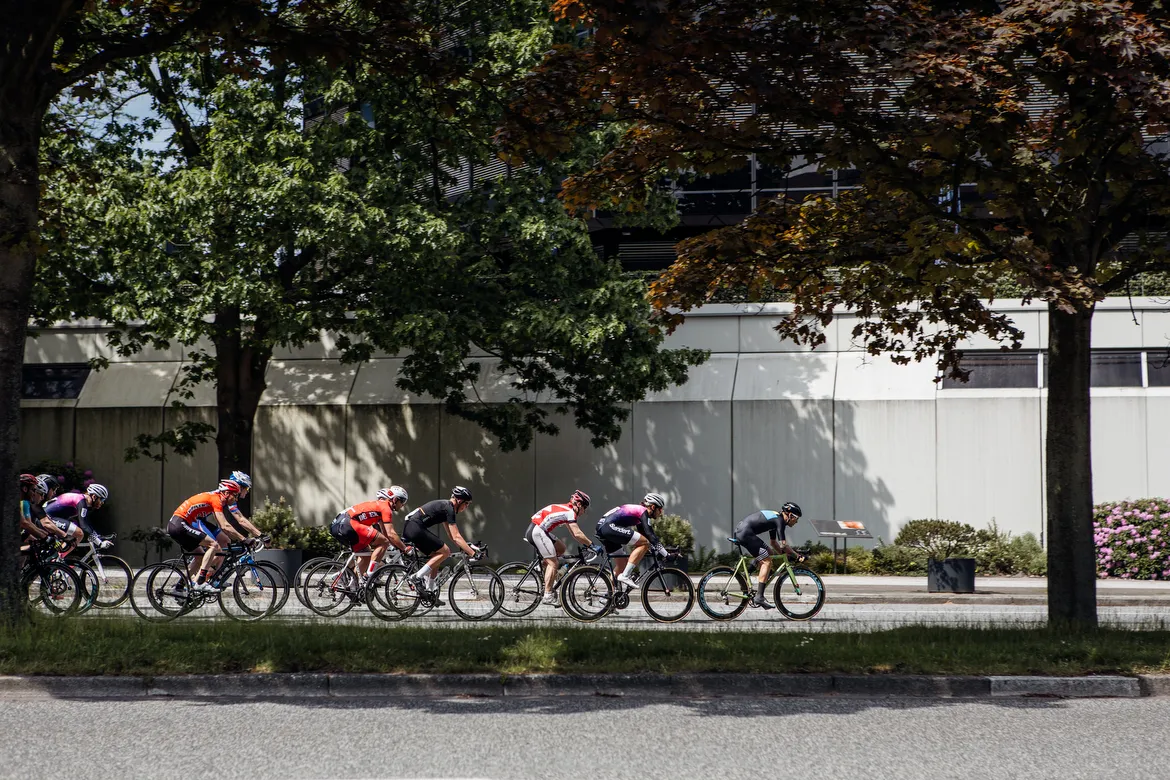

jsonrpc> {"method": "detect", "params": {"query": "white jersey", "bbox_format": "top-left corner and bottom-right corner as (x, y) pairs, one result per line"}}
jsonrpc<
(531, 503), (577, 533)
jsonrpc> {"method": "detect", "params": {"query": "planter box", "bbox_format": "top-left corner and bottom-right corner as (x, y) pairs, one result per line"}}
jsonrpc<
(255, 549), (304, 583)
(927, 557), (976, 593)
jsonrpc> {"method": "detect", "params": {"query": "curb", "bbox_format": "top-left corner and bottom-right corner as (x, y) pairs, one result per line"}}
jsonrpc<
(0, 673), (1163, 700)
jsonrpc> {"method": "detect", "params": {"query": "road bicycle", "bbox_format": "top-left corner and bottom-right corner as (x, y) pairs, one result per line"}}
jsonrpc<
(129, 536), (285, 622)
(697, 538), (825, 621)
(559, 546), (695, 623)
(495, 544), (600, 617)
(66, 534), (132, 608)
(296, 546), (413, 616)
(20, 538), (83, 616)
(373, 542), (504, 621)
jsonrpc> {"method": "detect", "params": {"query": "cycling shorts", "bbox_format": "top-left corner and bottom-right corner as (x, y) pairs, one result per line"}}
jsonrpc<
(597, 522), (639, 556)
(330, 514), (379, 552)
(51, 518), (79, 537)
(524, 523), (558, 558)
(736, 530), (770, 562)
(167, 515), (211, 553)
(403, 518), (445, 555)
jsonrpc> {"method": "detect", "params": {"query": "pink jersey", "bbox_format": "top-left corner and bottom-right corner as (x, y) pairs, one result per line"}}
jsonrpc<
(531, 503), (578, 533)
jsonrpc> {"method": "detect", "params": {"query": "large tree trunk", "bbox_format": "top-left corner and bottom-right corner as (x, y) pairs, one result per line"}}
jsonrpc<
(214, 307), (269, 515)
(0, 107), (44, 624)
(1045, 303), (1097, 629)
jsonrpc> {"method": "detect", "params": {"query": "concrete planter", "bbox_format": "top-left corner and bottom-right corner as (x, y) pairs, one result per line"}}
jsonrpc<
(927, 557), (976, 593)
(255, 549), (304, 583)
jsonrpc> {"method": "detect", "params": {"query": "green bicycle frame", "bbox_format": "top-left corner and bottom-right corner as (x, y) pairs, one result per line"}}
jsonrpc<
(723, 553), (805, 598)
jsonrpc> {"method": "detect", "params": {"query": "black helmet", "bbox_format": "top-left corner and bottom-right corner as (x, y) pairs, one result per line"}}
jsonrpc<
(782, 501), (802, 518)
(37, 474), (60, 493)
(451, 486), (473, 502)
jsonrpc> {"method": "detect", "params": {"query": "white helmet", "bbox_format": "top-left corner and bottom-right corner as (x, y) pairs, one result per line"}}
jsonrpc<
(87, 483), (109, 501)
(642, 492), (665, 509)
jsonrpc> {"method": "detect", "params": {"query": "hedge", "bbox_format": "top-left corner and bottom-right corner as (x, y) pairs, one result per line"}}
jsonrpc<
(1094, 498), (1170, 580)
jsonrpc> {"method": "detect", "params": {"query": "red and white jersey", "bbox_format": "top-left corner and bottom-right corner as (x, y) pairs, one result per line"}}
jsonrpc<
(530, 503), (578, 533)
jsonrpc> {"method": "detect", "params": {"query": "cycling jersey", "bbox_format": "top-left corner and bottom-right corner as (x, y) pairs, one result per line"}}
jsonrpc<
(44, 492), (97, 536)
(531, 503), (578, 533)
(173, 492), (229, 528)
(405, 499), (457, 529)
(736, 510), (785, 542)
(597, 504), (660, 546)
(343, 500), (394, 527)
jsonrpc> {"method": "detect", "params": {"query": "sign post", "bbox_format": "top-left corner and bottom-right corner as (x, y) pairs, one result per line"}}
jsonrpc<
(809, 520), (873, 574)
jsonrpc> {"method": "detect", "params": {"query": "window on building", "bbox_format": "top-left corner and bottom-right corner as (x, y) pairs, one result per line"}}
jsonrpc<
(1090, 350), (1144, 387)
(1147, 350), (1170, 387)
(22, 364), (90, 399)
(941, 351), (1039, 389)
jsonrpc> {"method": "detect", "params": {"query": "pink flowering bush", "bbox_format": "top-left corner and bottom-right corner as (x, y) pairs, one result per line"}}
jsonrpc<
(1094, 498), (1170, 580)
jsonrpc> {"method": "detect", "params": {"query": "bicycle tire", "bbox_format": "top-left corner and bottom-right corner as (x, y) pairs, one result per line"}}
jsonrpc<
(697, 566), (751, 620)
(23, 562), (83, 616)
(496, 560), (543, 617)
(129, 563), (189, 623)
(294, 556), (337, 608)
(302, 560), (359, 617)
(448, 565), (504, 621)
(250, 560), (290, 614)
(773, 567), (825, 620)
(225, 562), (280, 620)
(67, 560), (100, 614)
(89, 554), (132, 608)
(366, 563), (412, 621)
(561, 566), (613, 623)
(640, 568), (695, 622)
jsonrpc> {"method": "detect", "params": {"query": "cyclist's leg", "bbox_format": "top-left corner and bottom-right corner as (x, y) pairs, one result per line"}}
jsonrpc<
(739, 532), (772, 607)
(598, 523), (633, 578)
(527, 524), (560, 598)
(404, 519), (446, 587)
(349, 521), (385, 578)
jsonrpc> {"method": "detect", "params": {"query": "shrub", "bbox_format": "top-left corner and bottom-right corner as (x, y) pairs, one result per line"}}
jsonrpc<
(871, 544), (930, 574)
(653, 514), (695, 557)
(21, 458), (100, 493)
(252, 497), (341, 559)
(1094, 498), (1170, 580)
(806, 548), (873, 574)
(976, 521), (1047, 576)
(895, 519), (982, 560)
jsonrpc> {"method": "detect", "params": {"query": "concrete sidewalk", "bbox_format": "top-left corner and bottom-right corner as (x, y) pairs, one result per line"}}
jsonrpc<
(812, 575), (1170, 606)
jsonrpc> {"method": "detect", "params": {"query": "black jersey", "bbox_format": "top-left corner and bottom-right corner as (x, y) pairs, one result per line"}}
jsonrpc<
(736, 510), (785, 541)
(406, 499), (458, 528)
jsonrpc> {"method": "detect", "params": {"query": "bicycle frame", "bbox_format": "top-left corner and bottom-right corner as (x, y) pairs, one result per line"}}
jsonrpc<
(722, 549), (807, 599)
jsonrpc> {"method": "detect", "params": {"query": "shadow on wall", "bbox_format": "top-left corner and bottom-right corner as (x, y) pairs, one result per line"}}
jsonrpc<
(254, 405), (348, 527)
(345, 405), (441, 510)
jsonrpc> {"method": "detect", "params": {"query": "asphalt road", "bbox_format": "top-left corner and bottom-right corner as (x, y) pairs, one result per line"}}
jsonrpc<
(1, 693), (1166, 779)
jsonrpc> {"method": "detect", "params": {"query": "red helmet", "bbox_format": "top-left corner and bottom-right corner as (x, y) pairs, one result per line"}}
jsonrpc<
(571, 489), (591, 509)
(217, 480), (241, 496)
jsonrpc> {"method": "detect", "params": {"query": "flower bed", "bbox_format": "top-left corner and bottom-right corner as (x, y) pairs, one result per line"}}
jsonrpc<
(1094, 498), (1170, 580)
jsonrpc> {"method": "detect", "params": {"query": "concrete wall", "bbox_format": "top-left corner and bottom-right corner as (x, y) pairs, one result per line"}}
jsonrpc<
(19, 298), (1170, 562)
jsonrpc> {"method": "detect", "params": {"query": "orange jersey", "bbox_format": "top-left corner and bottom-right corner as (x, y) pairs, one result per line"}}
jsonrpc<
(343, 500), (393, 527)
(173, 491), (227, 524)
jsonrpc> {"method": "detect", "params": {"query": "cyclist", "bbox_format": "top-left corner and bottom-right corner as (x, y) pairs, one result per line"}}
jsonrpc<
(18, 474), (51, 541)
(329, 486), (410, 584)
(220, 471), (264, 540)
(37, 474), (60, 501)
(165, 480), (246, 593)
(403, 486), (479, 599)
(734, 502), (803, 610)
(596, 492), (669, 589)
(43, 483), (111, 556)
(527, 490), (594, 606)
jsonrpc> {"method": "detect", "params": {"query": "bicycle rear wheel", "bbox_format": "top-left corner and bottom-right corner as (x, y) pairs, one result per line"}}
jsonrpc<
(89, 554), (132, 608)
(366, 564), (412, 621)
(640, 568), (694, 622)
(67, 561), (100, 614)
(697, 566), (750, 620)
(302, 561), (359, 617)
(448, 565), (503, 621)
(561, 566), (613, 623)
(773, 567), (825, 620)
(294, 556), (336, 608)
(223, 563), (280, 621)
(495, 561), (542, 617)
(129, 563), (190, 623)
(23, 563), (83, 616)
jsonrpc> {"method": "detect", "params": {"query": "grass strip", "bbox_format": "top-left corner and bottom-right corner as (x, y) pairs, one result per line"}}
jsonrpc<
(2, 620), (1170, 677)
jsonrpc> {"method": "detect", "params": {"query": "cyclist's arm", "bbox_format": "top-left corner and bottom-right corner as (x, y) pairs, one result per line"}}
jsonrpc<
(230, 508), (262, 538)
(75, 500), (99, 538)
(214, 510), (244, 541)
(444, 522), (476, 557)
(379, 508), (407, 553)
(564, 521), (592, 547)
(639, 516), (661, 547)
(39, 516), (69, 539)
(20, 505), (47, 539)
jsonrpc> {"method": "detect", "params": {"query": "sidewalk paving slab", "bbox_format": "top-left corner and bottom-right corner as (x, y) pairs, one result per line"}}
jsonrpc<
(989, 675), (1141, 698)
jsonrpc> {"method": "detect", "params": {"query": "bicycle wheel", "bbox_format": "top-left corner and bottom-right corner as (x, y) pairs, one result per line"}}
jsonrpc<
(640, 568), (694, 622)
(561, 566), (613, 623)
(302, 560), (359, 617)
(773, 567), (825, 620)
(67, 560), (100, 614)
(251, 561), (290, 614)
(223, 563), (280, 621)
(366, 564), (412, 621)
(448, 565), (503, 621)
(89, 554), (132, 608)
(697, 566), (751, 620)
(23, 563), (82, 616)
(130, 562), (190, 623)
(496, 561), (543, 617)
(294, 556), (336, 608)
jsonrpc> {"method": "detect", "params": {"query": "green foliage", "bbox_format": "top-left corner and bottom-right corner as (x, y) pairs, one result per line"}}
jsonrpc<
(895, 519), (982, 560)
(690, 545), (740, 572)
(653, 514), (695, 556)
(871, 544), (931, 575)
(1094, 498), (1170, 580)
(127, 526), (174, 565)
(976, 521), (1047, 576)
(19, 458), (99, 494)
(251, 497), (340, 559)
(806, 547), (874, 575)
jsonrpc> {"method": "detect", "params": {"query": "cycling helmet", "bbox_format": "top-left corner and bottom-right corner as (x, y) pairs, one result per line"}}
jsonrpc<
(217, 480), (241, 496)
(86, 483), (109, 502)
(571, 489), (591, 509)
(35, 477), (48, 496)
(451, 486), (473, 502)
(389, 485), (408, 503)
(642, 492), (665, 509)
(782, 501), (803, 518)
(228, 470), (252, 489)
(20, 474), (45, 497)
(37, 474), (60, 493)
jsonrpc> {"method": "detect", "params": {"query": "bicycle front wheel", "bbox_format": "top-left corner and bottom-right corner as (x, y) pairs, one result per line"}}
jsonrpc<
(448, 565), (503, 621)
(640, 568), (694, 623)
(773, 567), (825, 620)
(301, 561), (359, 617)
(223, 563), (280, 621)
(561, 566), (613, 623)
(294, 556), (336, 608)
(68, 561), (100, 614)
(697, 566), (750, 621)
(90, 554), (132, 608)
(366, 564), (412, 621)
(495, 561), (543, 617)
(23, 563), (83, 616)
(130, 563), (190, 623)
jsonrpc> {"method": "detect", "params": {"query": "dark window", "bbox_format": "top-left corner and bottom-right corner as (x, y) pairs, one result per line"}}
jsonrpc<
(756, 161), (833, 190)
(1149, 350), (1170, 387)
(942, 352), (1039, 389)
(1090, 351), (1143, 387)
(677, 192), (752, 215)
(22, 364), (90, 399)
(679, 167), (751, 192)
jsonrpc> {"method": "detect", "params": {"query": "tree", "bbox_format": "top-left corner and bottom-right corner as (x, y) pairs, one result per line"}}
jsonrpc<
(0, 0), (461, 623)
(504, 0), (1170, 628)
(37, 6), (703, 496)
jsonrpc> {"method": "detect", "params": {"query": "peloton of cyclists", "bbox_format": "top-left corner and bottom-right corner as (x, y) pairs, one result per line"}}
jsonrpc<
(43, 482), (112, 557)
(404, 486), (480, 602)
(165, 479), (250, 592)
(596, 492), (670, 590)
(329, 486), (411, 584)
(734, 502), (804, 609)
(527, 489), (595, 605)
